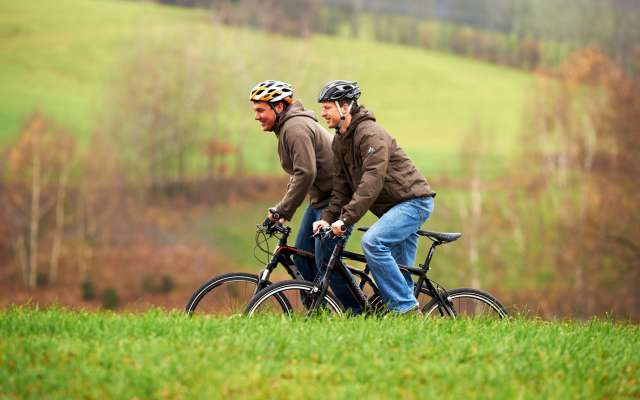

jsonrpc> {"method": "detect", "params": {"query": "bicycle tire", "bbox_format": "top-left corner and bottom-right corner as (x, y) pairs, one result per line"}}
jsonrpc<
(186, 272), (288, 316)
(244, 279), (344, 316)
(422, 288), (508, 319)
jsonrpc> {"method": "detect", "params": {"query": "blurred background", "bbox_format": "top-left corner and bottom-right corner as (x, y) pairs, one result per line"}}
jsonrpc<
(0, 0), (638, 318)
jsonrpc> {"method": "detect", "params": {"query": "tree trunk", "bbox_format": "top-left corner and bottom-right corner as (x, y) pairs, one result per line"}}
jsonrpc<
(50, 167), (68, 283)
(469, 174), (483, 290)
(28, 142), (41, 289)
(13, 234), (29, 287)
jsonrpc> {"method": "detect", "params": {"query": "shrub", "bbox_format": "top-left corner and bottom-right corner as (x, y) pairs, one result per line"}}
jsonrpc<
(101, 288), (119, 310)
(81, 280), (95, 300)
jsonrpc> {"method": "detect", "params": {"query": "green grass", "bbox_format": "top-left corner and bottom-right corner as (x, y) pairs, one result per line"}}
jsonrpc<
(1, 307), (638, 399)
(0, 0), (534, 177)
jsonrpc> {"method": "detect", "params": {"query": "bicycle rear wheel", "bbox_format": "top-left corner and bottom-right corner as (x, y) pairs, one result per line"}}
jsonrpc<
(244, 279), (344, 317)
(422, 288), (508, 319)
(186, 272), (280, 316)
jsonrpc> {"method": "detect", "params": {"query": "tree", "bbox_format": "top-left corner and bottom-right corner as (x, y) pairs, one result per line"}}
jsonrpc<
(524, 46), (640, 316)
(105, 40), (219, 191)
(0, 112), (75, 288)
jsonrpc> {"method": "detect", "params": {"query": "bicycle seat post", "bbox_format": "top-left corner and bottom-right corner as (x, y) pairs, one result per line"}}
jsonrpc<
(420, 241), (439, 272)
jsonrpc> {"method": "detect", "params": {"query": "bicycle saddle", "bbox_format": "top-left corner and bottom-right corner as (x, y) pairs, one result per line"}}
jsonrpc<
(357, 227), (462, 243)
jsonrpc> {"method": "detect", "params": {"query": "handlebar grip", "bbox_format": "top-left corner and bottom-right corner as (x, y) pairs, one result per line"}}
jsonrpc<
(268, 208), (281, 221)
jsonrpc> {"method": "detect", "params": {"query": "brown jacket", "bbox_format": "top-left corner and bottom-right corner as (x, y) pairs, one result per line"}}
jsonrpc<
(321, 106), (435, 225)
(273, 101), (334, 220)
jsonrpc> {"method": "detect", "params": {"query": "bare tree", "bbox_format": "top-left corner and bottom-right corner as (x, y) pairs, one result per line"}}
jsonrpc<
(458, 125), (488, 289)
(105, 38), (219, 192)
(49, 131), (75, 283)
(0, 113), (72, 288)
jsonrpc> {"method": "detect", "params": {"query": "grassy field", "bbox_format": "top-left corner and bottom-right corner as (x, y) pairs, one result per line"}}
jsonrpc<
(0, 0), (534, 177)
(1, 307), (638, 399)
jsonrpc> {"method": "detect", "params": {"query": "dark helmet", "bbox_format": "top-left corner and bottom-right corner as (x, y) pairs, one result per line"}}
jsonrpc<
(317, 80), (361, 103)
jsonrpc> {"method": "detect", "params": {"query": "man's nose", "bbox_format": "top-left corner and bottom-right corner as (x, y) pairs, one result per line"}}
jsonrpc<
(254, 113), (260, 121)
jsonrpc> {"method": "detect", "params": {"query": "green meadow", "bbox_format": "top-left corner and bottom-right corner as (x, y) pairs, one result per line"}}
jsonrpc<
(1, 307), (638, 399)
(0, 0), (533, 177)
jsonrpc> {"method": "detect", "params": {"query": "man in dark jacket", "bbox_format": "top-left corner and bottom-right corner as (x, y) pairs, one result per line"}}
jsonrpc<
(249, 80), (360, 312)
(313, 80), (436, 314)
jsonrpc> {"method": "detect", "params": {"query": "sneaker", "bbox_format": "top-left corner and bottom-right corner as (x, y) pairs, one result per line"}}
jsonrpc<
(403, 306), (423, 317)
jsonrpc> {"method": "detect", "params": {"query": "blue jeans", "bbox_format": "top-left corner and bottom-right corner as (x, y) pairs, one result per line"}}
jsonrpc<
(361, 196), (435, 313)
(294, 205), (362, 314)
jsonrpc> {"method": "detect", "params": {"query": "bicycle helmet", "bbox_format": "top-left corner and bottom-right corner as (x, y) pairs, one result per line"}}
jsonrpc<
(249, 80), (294, 104)
(317, 80), (361, 103)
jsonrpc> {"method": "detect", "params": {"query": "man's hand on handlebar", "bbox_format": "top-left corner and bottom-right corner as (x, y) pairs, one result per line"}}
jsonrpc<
(268, 208), (286, 224)
(312, 219), (346, 238)
(312, 219), (329, 234)
(331, 220), (346, 237)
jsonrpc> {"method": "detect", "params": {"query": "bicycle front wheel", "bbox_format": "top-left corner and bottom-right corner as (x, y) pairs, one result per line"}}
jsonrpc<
(422, 288), (508, 319)
(244, 279), (344, 317)
(186, 272), (271, 316)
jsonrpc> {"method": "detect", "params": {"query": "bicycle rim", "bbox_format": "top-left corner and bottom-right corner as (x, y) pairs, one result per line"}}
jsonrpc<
(186, 273), (264, 316)
(423, 288), (508, 319)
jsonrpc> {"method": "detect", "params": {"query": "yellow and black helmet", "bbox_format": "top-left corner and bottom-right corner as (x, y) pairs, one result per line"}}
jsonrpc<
(249, 80), (294, 104)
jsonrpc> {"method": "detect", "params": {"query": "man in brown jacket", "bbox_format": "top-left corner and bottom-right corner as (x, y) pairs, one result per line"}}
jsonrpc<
(249, 80), (360, 312)
(313, 80), (436, 314)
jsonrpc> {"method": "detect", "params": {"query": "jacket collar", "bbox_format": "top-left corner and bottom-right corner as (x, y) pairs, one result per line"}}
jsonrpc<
(273, 100), (317, 135)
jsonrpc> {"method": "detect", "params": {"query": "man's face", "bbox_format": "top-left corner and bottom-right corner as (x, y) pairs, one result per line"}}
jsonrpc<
(252, 102), (278, 131)
(320, 101), (341, 129)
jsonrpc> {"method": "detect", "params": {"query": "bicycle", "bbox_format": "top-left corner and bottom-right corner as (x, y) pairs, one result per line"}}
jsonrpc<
(244, 226), (508, 319)
(185, 215), (381, 315)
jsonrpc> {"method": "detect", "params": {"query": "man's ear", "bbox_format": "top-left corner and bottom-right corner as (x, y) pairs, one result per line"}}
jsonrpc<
(341, 102), (350, 114)
(275, 102), (285, 113)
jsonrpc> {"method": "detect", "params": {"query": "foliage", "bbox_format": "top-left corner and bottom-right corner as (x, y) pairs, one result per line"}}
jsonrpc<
(212, 0), (319, 37)
(507, 46), (640, 317)
(104, 38), (221, 187)
(81, 280), (96, 301)
(101, 288), (120, 310)
(0, 112), (75, 288)
(142, 274), (175, 294)
(168, 0), (640, 74)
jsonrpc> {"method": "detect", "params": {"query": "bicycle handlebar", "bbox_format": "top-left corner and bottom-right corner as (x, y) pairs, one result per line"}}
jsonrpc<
(313, 224), (347, 240)
(259, 215), (288, 236)
(268, 207), (281, 221)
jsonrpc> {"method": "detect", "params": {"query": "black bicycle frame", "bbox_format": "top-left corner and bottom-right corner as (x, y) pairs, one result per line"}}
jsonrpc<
(254, 225), (378, 297)
(312, 232), (455, 316)
(255, 226), (308, 292)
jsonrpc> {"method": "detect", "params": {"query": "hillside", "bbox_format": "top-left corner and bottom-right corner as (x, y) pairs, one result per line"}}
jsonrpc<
(0, 0), (534, 177)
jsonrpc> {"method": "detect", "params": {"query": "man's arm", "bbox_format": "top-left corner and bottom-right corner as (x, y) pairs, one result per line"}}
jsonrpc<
(274, 126), (316, 220)
(339, 129), (389, 226)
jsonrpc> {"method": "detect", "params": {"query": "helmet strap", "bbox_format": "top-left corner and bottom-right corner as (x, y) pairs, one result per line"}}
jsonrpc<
(335, 101), (353, 134)
(268, 102), (287, 132)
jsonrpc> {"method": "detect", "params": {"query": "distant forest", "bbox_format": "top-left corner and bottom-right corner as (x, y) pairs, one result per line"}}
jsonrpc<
(154, 0), (640, 74)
